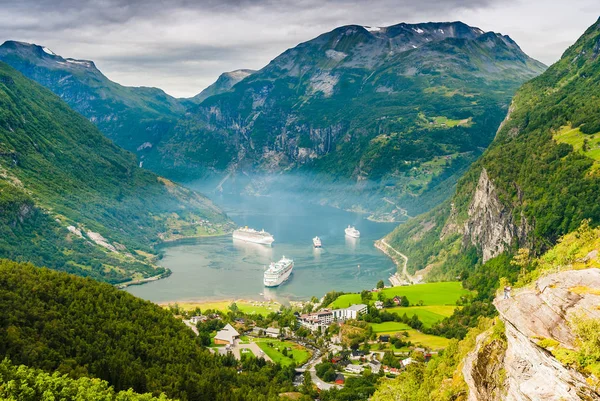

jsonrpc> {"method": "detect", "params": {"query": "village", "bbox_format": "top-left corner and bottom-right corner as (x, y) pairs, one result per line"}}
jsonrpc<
(168, 281), (465, 391)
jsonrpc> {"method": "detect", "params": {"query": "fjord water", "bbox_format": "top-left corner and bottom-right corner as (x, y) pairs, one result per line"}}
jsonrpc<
(127, 194), (397, 303)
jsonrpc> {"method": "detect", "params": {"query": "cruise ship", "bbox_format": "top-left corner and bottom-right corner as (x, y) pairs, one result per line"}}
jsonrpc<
(264, 256), (294, 287)
(313, 236), (322, 248)
(345, 225), (360, 238)
(232, 226), (275, 245)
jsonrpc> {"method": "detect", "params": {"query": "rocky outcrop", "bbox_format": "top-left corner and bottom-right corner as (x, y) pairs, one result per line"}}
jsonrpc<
(496, 269), (600, 348)
(462, 168), (532, 262)
(463, 269), (600, 400)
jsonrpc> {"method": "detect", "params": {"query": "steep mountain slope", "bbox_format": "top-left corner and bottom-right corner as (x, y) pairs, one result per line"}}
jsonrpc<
(0, 259), (295, 400)
(160, 21), (545, 217)
(0, 41), (185, 156)
(0, 61), (231, 284)
(190, 69), (256, 104)
(385, 17), (600, 280)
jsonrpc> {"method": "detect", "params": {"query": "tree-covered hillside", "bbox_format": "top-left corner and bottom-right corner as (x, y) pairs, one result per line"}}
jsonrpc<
(0, 359), (171, 401)
(0, 259), (296, 400)
(0, 61), (231, 283)
(161, 22), (545, 217)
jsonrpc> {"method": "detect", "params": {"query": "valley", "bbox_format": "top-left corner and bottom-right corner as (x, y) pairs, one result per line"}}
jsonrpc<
(1, 8), (600, 401)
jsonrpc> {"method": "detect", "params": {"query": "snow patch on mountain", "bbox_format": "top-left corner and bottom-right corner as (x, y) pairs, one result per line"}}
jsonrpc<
(42, 47), (55, 56)
(66, 59), (92, 67)
(309, 72), (338, 97)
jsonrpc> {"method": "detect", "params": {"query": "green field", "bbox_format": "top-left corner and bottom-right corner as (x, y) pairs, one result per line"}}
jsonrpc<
(162, 300), (281, 316)
(329, 282), (470, 309)
(553, 125), (600, 161)
(368, 322), (451, 350)
(369, 322), (412, 334)
(384, 305), (459, 328)
(255, 339), (311, 366)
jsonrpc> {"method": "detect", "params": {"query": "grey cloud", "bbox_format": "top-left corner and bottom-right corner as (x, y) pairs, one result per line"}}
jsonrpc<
(0, 0), (597, 97)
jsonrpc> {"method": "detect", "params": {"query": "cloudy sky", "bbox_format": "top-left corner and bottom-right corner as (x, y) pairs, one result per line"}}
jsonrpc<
(0, 0), (597, 97)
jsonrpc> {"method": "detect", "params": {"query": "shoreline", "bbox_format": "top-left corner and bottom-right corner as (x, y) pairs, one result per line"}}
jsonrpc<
(117, 231), (234, 289)
(374, 239), (417, 286)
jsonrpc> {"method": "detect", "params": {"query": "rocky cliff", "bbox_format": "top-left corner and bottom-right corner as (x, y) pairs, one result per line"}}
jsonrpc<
(460, 168), (532, 262)
(462, 269), (600, 400)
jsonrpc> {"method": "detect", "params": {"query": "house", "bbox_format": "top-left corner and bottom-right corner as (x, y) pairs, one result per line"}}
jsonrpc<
(369, 359), (381, 374)
(335, 374), (345, 385)
(401, 357), (414, 367)
(350, 350), (366, 360)
(252, 327), (266, 336)
(265, 327), (280, 338)
(331, 356), (343, 364)
(379, 335), (390, 343)
(393, 296), (402, 305)
(190, 315), (207, 324)
(298, 309), (334, 331)
(344, 364), (364, 374)
(213, 323), (240, 345)
(383, 366), (401, 375)
(374, 300), (384, 310)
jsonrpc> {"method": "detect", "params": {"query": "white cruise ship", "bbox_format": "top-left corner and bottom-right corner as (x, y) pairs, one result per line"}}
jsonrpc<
(313, 236), (322, 248)
(232, 226), (275, 245)
(345, 225), (360, 238)
(263, 256), (294, 287)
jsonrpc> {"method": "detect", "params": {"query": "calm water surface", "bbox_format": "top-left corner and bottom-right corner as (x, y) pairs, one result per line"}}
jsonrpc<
(127, 195), (398, 303)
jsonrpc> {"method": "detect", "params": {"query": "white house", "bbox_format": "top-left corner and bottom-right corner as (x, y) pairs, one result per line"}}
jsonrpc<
(401, 357), (414, 367)
(345, 364), (364, 374)
(265, 327), (280, 338)
(190, 315), (207, 324)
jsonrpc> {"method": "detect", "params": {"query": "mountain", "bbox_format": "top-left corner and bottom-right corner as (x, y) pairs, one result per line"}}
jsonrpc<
(0, 24), (545, 219)
(190, 69), (256, 104)
(0, 259), (296, 400)
(0, 40), (185, 156)
(157, 21), (546, 217)
(384, 17), (600, 282)
(0, 61), (231, 284)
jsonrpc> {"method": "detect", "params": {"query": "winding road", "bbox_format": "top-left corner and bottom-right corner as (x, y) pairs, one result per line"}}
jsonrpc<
(377, 239), (417, 285)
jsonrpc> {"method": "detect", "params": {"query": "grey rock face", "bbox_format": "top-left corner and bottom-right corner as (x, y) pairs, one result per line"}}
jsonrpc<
(462, 168), (532, 262)
(463, 269), (600, 401)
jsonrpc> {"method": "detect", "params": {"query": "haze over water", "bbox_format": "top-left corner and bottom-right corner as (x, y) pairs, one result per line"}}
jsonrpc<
(127, 194), (397, 303)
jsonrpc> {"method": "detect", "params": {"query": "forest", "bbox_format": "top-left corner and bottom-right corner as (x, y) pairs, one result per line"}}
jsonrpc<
(0, 259), (296, 400)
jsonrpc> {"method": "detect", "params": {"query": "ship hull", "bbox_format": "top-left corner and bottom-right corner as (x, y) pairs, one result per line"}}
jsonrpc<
(345, 231), (360, 238)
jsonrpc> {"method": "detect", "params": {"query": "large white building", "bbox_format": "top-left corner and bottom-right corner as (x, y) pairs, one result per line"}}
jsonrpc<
(332, 304), (368, 321)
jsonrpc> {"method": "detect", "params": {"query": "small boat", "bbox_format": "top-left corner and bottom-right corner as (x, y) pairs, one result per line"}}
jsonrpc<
(313, 236), (322, 248)
(345, 225), (360, 238)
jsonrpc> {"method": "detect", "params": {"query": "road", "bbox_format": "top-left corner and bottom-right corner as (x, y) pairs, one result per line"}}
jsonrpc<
(308, 354), (339, 390)
(377, 239), (417, 285)
(182, 320), (199, 335)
